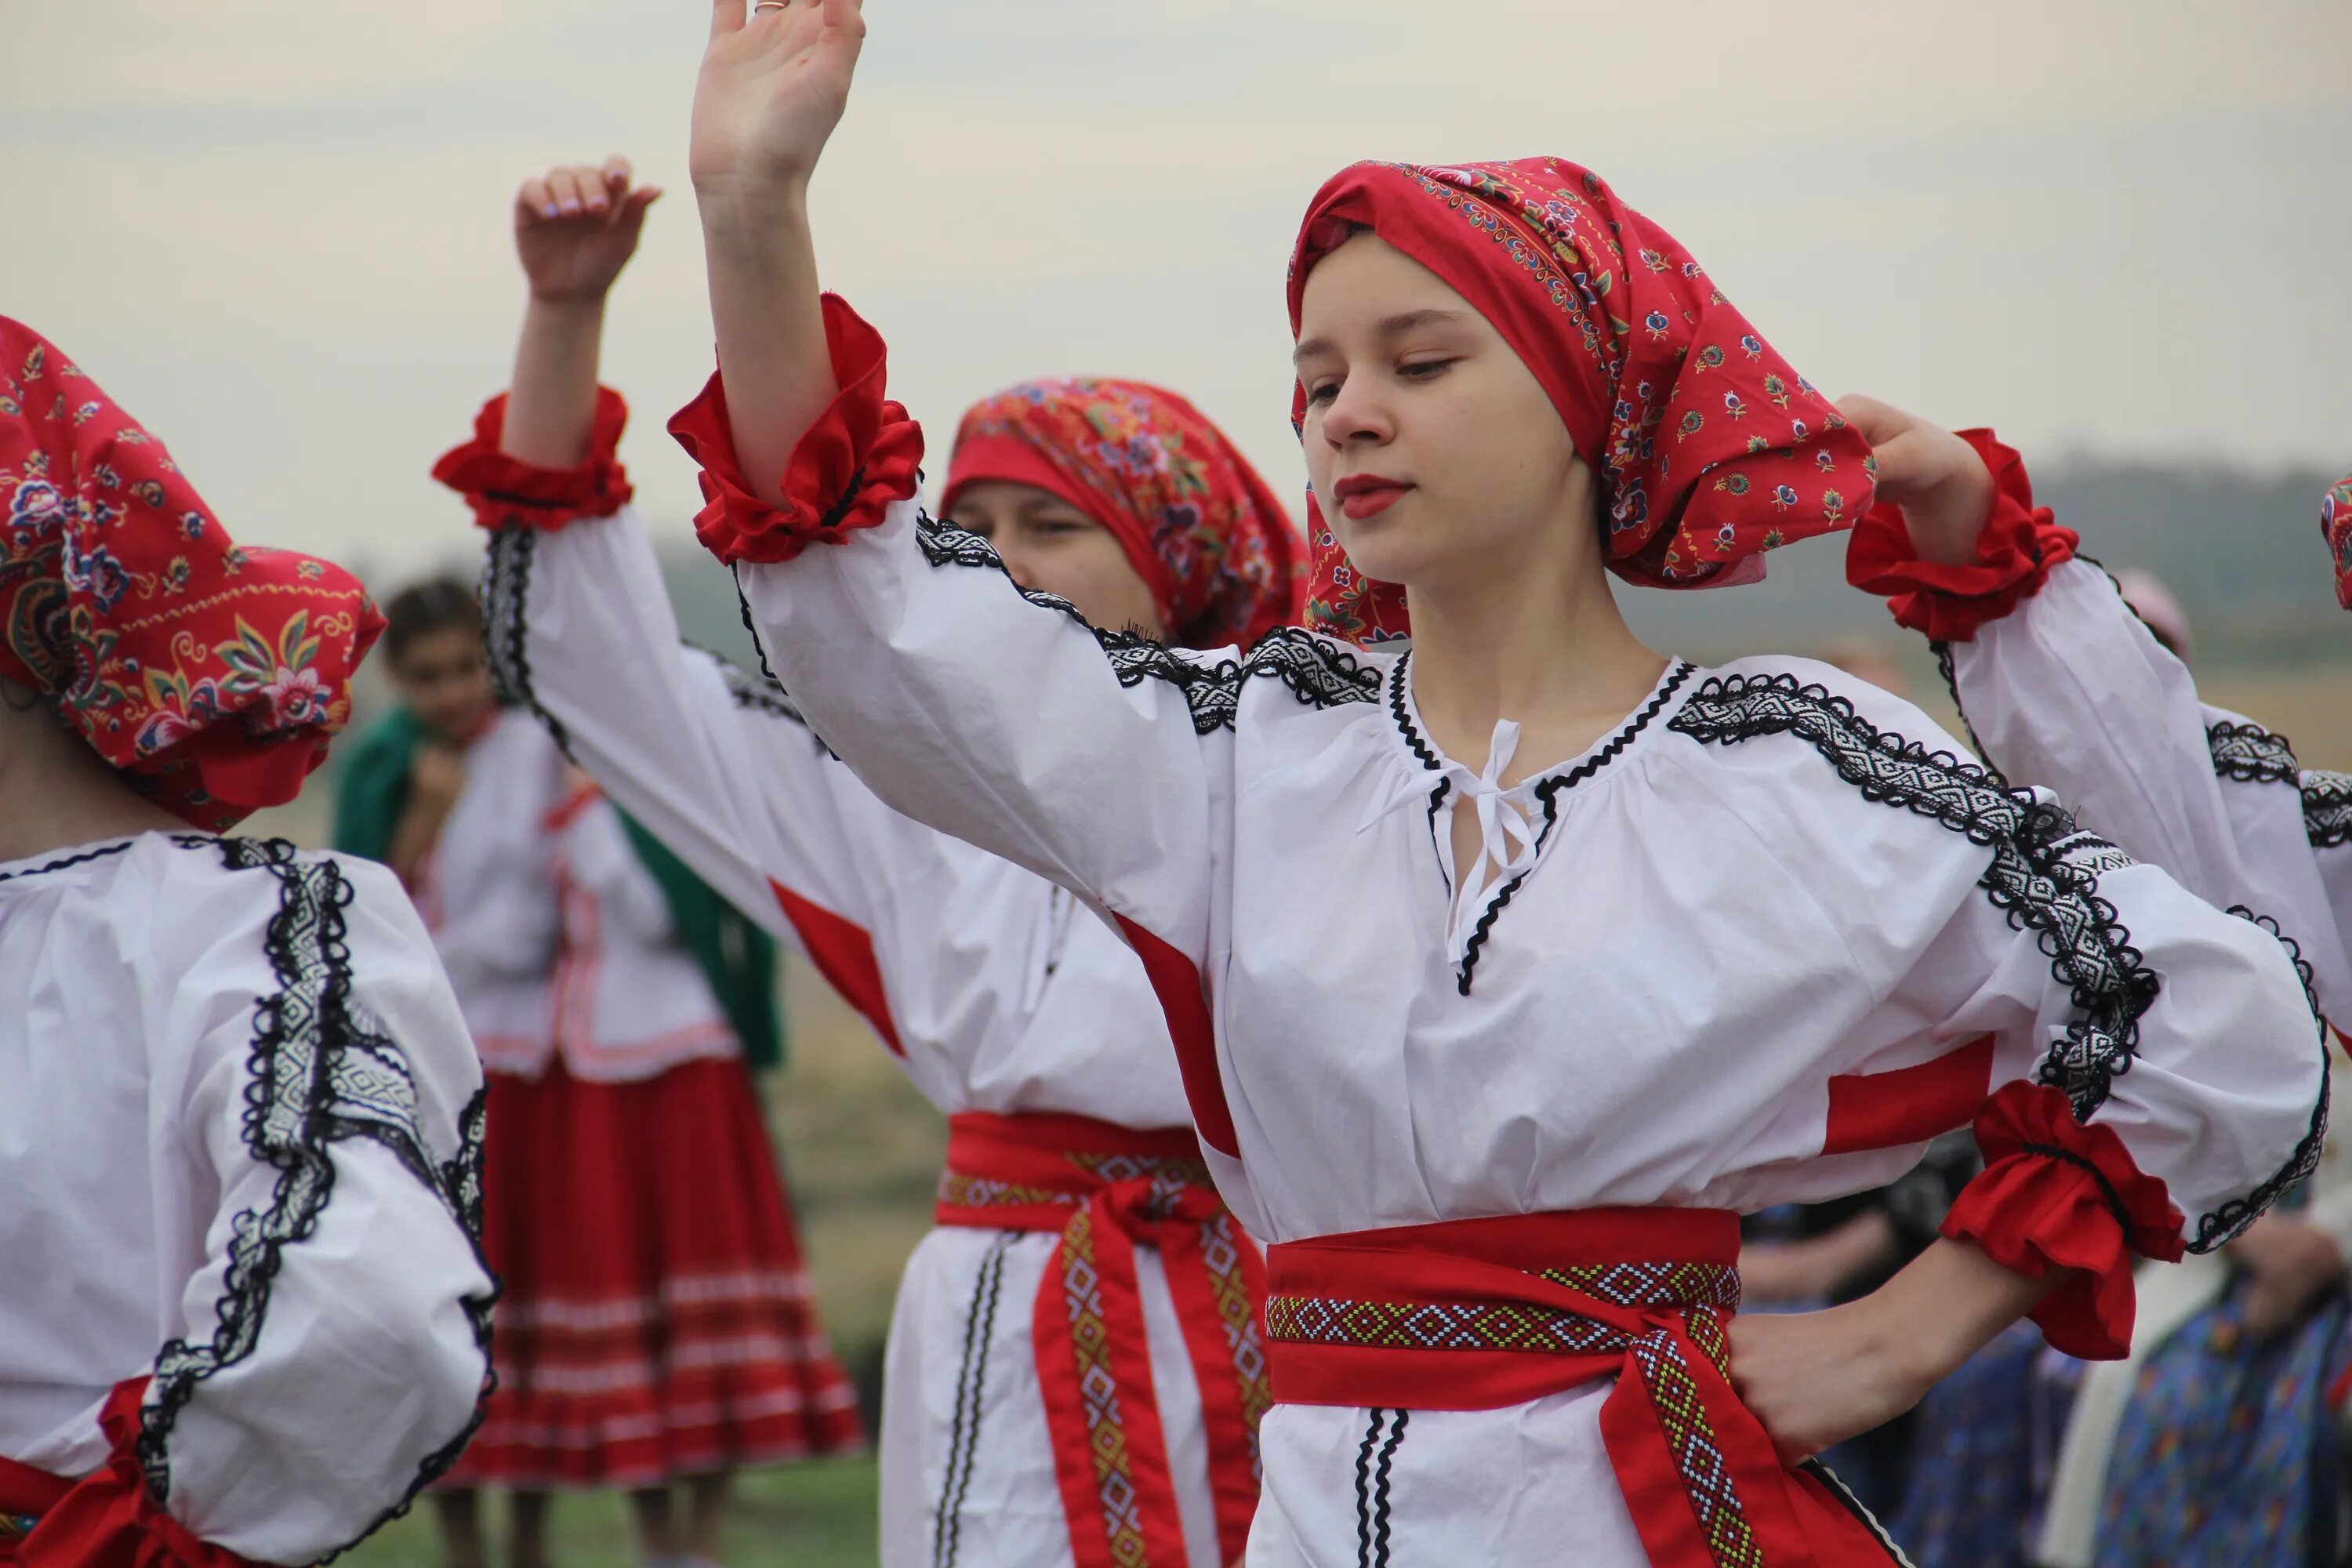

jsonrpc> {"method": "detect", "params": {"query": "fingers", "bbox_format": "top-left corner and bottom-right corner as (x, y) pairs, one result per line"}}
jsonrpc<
(517, 176), (557, 223)
(546, 166), (590, 218)
(710, 0), (746, 38)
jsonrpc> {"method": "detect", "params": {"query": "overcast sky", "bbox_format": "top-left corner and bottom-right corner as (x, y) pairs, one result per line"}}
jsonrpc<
(5, 2), (2347, 586)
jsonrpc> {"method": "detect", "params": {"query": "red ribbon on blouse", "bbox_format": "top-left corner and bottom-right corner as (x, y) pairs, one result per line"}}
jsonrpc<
(0, 1381), (270, 1568)
(933, 1111), (1269, 1568)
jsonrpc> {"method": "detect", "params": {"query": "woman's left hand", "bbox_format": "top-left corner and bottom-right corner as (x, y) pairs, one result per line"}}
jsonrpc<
(1727, 1299), (1929, 1465)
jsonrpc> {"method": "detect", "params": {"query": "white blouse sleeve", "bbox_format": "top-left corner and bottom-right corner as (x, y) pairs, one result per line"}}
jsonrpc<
(478, 499), (889, 942)
(1676, 667), (2329, 1359)
(1939, 557), (2352, 1013)
(551, 793), (677, 944)
(662, 300), (1258, 977)
(144, 844), (493, 1563)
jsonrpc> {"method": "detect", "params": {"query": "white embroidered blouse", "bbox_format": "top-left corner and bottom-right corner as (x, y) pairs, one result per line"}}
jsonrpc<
(0, 833), (494, 1563)
(476, 501), (1196, 1127)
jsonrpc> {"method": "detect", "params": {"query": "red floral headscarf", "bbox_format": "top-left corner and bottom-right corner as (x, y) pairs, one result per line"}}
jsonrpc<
(0, 318), (383, 829)
(942, 378), (1305, 650)
(2323, 474), (2352, 612)
(1287, 158), (1877, 642)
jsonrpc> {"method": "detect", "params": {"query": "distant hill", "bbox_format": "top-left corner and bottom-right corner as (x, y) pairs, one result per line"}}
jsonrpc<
(652, 456), (2351, 674)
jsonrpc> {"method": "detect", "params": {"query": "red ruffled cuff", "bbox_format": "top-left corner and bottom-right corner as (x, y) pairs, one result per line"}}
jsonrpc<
(430, 386), (634, 532)
(16, 1380), (274, 1568)
(1846, 429), (2080, 641)
(1940, 1082), (2184, 1359)
(666, 293), (925, 568)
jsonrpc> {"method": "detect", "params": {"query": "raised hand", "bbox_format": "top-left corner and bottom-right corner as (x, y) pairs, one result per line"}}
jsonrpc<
(1838, 394), (1997, 567)
(691, 0), (866, 201)
(515, 158), (662, 305)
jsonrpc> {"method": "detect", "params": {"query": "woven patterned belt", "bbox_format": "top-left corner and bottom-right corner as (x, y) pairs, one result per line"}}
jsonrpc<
(935, 1110), (1268, 1568)
(1264, 1209), (1908, 1568)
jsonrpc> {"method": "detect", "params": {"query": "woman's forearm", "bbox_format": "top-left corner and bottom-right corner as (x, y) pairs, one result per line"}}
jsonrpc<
(1861, 1236), (2059, 1389)
(503, 296), (608, 469)
(698, 187), (834, 510)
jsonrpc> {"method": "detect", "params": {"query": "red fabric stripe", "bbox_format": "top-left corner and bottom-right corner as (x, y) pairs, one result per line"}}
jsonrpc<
(1031, 1209), (1189, 1568)
(933, 1112), (1261, 1568)
(1109, 915), (1236, 1158)
(1820, 1035), (1995, 1156)
(767, 879), (902, 1055)
(8, 1380), (267, 1568)
(1265, 1212), (1901, 1567)
(1153, 1218), (1269, 1564)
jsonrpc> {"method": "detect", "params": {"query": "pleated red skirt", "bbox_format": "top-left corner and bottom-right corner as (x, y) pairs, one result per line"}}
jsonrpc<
(446, 1056), (865, 1490)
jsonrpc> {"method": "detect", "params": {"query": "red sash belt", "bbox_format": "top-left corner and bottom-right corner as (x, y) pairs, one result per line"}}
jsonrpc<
(0, 1382), (265, 1568)
(1264, 1210), (1903, 1568)
(934, 1111), (1269, 1568)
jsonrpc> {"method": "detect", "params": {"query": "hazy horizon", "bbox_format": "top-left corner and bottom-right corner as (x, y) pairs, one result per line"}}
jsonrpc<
(8, 2), (2348, 585)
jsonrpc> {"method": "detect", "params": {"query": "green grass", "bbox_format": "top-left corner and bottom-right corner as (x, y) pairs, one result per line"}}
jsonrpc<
(345, 1458), (882, 1568)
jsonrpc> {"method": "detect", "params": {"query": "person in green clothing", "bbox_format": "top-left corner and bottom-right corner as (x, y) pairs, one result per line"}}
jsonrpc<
(337, 580), (860, 1568)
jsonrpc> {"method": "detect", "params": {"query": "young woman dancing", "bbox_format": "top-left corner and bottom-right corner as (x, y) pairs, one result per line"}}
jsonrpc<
(0, 318), (495, 1567)
(434, 152), (1301, 1568)
(660, 4), (2331, 1562)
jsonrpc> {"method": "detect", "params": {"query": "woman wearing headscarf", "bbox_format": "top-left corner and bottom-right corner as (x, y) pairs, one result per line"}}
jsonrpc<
(0, 318), (495, 1567)
(665, 5), (2329, 1563)
(1848, 408), (2352, 1567)
(437, 154), (1300, 1568)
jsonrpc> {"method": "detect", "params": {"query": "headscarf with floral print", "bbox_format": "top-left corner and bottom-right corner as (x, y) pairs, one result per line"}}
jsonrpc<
(942, 378), (1305, 650)
(0, 317), (383, 829)
(2322, 474), (2352, 612)
(1287, 158), (1877, 643)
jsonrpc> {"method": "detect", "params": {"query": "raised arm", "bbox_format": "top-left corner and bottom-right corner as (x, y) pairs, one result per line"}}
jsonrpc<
(670, 0), (1266, 985)
(1845, 403), (2352, 1012)
(434, 154), (943, 1050)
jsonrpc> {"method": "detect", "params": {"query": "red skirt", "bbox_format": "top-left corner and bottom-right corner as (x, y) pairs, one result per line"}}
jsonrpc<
(446, 1056), (865, 1490)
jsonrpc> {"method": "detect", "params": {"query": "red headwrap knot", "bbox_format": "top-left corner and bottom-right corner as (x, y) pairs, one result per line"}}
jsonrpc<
(0, 318), (382, 829)
(1287, 158), (1876, 642)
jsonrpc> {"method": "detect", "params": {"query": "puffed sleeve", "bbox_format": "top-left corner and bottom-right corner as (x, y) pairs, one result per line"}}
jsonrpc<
(1849, 429), (2352, 1016)
(667, 296), (1248, 1003)
(445, 390), (952, 1053)
(32, 844), (494, 1568)
(1675, 667), (2329, 1360)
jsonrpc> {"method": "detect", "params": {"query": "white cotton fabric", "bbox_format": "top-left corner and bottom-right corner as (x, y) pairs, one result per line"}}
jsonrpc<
(0, 832), (492, 1563)
(1924, 556), (2352, 1566)
(421, 709), (744, 1083)
(716, 497), (2325, 1566)
(487, 504), (1227, 1567)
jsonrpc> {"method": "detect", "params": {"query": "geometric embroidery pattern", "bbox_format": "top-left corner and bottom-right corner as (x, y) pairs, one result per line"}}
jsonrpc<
(1266, 1258), (1761, 1568)
(1056, 1206), (1149, 1567)
(2307, 771), (2352, 850)
(2206, 718), (2301, 786)
(914, 510), (1382, 737)
(1200, 1212), (1272, 1475)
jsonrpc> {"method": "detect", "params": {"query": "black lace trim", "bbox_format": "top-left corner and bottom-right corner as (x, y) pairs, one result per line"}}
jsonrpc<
(695, 639), (812, 730)
(2187, 908), (2334, 1254)
(1386, 659), (1454, 893)
(480, 527), (570, 757)
(1927, 639), (1987, 761)
(1420, 659), (1694, 996)
(1666, 673), (2158, 1120)
(2307, 771), (2352, 851)
(0, 838), (139, 887)
(2207, 719), (2301, 786)
(140, 837), (498, 1552)
(912, 510), (1381, 734)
